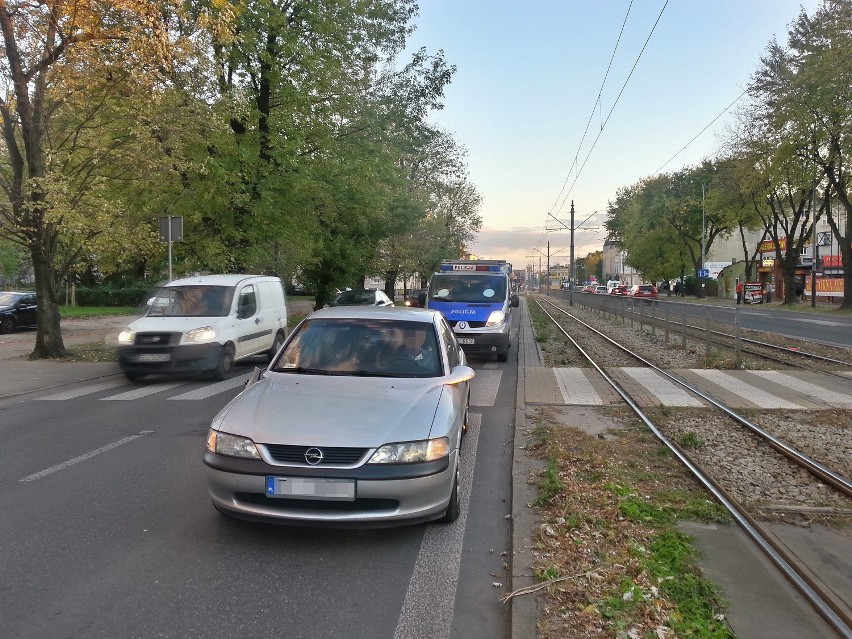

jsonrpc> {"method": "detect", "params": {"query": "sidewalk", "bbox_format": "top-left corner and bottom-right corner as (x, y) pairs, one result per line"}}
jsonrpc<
(0, 360), (121, 399)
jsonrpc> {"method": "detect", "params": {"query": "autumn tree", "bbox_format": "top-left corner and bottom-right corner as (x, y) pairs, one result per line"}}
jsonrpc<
(748, 0), (852, 308)
(0, 0), (211, 357)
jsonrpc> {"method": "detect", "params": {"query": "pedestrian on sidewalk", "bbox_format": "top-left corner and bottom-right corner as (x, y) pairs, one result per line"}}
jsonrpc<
(765, 282), (773, 304)
(736, 280), (744, 305)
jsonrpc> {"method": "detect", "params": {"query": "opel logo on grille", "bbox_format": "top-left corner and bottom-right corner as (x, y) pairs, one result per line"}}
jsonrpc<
(304, 447), (324, 465)
(458, 321), (467, 329)
(152, 336), (161, 343)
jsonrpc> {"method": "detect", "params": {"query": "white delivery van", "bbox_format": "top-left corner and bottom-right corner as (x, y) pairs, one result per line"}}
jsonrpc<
(117, 274), (287, 381)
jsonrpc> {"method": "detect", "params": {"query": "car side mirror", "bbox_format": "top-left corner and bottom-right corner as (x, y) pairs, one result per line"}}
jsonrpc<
(510, 294), (519, 308)
(245, 366), (264, 387)
(445, 365), (475, 385)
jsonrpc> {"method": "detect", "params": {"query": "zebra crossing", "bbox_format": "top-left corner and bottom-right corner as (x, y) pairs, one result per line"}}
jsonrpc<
(528, 367), (852, 410)
(35, 367), (507, 407)
(33, 365), (852, 410)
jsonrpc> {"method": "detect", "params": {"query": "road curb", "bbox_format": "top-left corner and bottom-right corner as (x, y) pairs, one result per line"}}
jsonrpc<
(511, 296), (544, 639)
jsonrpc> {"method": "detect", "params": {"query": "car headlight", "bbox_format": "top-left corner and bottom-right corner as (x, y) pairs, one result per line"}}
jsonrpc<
(367, 437), (449, 464)
(207, 429), (261, 459)
(485, 310), (505, 326)
(186, 326), (217, 343)
(117, 329), (136, 344)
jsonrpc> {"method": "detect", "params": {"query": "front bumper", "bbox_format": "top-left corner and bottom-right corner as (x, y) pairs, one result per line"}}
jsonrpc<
(453, 329), (509, 356)
(117, 343), (223, 375)
(204, 451), (456, 526)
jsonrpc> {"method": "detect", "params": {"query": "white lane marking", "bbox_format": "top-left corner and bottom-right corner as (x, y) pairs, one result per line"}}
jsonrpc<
(622, 367), (704, 407)
(554, 368), (602, 405)
(688, 370), (800, 409)
(19, 431), (154, 482)
(470, 370), (501, 407)
(36, 378), (127, 400)
(100, 382), (186, 401)
(169, 376), (247, 400)
(393, 413), (480, 639)
(748, 371), (852, 409)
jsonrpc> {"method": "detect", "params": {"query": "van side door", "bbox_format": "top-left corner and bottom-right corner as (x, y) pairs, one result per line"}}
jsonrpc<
(234, 284), (267, 358)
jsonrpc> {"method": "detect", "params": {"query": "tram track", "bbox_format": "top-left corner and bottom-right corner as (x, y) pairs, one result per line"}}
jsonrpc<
(571, 292), (852, 377)
(530, 295), (852, 637)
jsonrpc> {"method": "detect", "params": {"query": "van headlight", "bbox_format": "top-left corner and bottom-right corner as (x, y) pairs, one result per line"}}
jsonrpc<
(485, 310), (505, 326)
(117, 329), (136, 344)
(185, 326), (217, 343)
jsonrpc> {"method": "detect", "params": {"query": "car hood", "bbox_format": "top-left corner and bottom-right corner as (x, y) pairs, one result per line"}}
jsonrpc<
(215, 373), (446, 448)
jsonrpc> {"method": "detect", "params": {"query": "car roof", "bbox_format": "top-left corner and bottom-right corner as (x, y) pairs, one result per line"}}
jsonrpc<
(309, 306), (439, 323)
(164, 274), (276, 287)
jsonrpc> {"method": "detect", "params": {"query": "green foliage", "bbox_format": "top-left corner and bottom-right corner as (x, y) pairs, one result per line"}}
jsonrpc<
(535, 458), (565, 506)
(67, 286), (152, 308)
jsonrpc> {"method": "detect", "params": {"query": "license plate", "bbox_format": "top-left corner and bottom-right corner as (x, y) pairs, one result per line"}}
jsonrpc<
(265, 476), (355, 501)
(457, 338), (475, 345)
(135, 353), (170, 362)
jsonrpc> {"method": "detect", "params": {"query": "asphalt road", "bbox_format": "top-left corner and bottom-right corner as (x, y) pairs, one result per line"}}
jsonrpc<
(0, 331), (520, 638)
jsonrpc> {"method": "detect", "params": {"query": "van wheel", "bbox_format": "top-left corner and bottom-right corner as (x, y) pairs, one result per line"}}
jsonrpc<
(124, 371), (142, 382)
(212, 344), (235, 380)
(497, 350), (509, 362)
(268, 331), (285, 362)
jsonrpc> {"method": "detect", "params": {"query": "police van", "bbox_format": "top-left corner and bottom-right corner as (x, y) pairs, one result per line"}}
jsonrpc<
(426, 259), (519, 362)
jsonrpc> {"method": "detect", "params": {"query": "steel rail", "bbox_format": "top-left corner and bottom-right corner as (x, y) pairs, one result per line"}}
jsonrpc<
(617, 298), (852, 368)
(531, 296), (852, 638)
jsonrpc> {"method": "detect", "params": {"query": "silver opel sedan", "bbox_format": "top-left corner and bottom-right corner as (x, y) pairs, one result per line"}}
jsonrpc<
(204, 306), (475, 526)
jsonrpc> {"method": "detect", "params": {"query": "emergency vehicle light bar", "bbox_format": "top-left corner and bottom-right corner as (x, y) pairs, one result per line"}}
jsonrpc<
(439, 263), (503, 272)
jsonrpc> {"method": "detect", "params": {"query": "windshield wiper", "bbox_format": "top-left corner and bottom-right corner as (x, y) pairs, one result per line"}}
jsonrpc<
(275, 366), (329, 375)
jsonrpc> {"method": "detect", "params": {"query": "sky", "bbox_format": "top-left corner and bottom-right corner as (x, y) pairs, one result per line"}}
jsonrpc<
(403, 0), (820, 273)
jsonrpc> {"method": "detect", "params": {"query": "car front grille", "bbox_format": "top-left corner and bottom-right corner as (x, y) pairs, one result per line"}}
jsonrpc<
(236, 493), (398, 511)
(264, 445), (368, 466)
(447, 320), (487, 328)
(134, 332), (180, 346)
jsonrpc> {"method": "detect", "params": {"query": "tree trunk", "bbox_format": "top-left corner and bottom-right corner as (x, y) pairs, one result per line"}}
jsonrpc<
(29, 247), (66, 359)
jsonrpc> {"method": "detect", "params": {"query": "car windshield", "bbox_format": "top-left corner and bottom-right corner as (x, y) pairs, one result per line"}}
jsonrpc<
(428, 274), (507, 303)
(332, 290), (376, 305)
(272, 318), (442, 378)
(145, 285), (234, 317)
(0, 292), (23, 306)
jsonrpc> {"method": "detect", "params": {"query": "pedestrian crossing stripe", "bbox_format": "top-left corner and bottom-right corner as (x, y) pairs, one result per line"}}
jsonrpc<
(32, 367), (852, 410)
(526, 367), (852, 410)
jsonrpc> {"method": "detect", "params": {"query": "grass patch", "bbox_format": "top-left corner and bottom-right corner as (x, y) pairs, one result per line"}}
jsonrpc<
(530, 417), (734, 638)
(61, 306), (136, 318)
(535, 458), (565, 506)
(64, 342), (118, 362)
(678, 431), (704, 449)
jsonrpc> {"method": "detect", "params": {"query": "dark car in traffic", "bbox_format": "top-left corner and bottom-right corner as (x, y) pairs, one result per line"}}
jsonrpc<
(404, 289), (427, 308)
(0, 291), (38, 334)
(329, 289), (394, 307)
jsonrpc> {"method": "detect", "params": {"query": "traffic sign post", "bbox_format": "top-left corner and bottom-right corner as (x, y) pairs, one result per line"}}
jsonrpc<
(158, 216), (184, 282)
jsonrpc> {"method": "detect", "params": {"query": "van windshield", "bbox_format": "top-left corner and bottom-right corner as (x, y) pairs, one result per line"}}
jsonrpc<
(146, 286), (234, 317)
(429, 274), (507, 303)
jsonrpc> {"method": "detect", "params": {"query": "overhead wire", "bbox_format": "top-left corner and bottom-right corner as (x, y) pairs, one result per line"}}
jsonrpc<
(546, 0), (635, 219)
(554, 0), (670, 220)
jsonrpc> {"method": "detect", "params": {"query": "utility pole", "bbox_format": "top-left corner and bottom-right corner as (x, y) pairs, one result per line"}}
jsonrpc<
(546, 241), (550, 296)
(569, 201), (575, 306)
